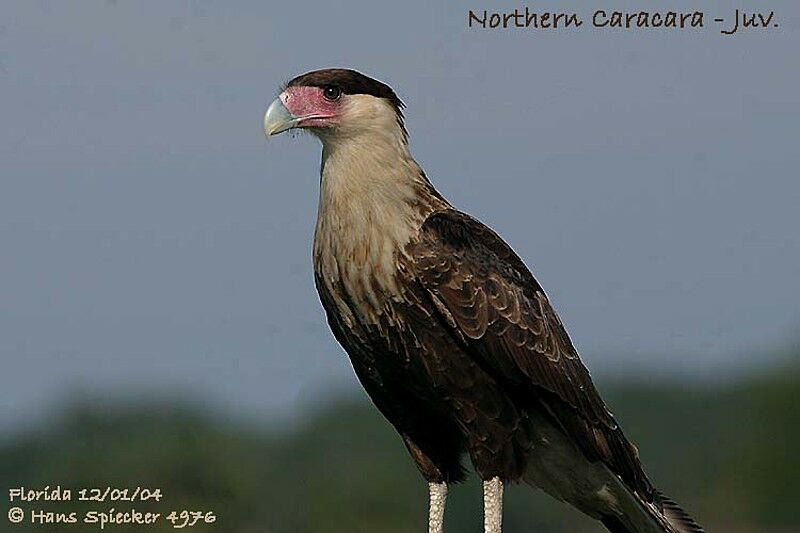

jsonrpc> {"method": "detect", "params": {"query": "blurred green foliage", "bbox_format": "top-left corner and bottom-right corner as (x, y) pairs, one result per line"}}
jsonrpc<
(2, 363), (798, 533)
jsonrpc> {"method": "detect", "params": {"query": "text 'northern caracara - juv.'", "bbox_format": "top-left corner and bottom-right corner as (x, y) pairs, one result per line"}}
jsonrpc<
(264, 68), (704, 533)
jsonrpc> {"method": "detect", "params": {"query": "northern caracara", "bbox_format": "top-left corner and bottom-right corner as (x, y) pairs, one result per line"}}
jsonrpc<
(264, 68), (704, 533)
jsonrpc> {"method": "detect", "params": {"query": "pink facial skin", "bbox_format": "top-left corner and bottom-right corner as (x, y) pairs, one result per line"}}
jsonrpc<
(280, 86), (341, 129)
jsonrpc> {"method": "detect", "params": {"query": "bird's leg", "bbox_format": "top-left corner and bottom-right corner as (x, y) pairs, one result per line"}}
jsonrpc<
(428, 482), (448, 533)
(483, 477), (504, 533)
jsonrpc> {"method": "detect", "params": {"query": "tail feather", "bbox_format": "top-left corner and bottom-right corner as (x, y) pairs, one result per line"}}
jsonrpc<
(598, 490), (705, 533)
(655, 491), (705, 533)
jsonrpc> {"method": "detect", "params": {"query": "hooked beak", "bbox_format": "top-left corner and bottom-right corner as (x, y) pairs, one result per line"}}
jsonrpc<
(264, 97), (298, 136)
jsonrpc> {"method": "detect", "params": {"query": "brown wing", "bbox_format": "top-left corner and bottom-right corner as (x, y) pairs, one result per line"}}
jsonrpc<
(410, 209), (654, 498)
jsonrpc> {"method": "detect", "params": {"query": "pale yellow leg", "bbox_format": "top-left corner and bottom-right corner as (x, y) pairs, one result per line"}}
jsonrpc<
(483, 477), (503, 533)
(428, 482), (447, 533)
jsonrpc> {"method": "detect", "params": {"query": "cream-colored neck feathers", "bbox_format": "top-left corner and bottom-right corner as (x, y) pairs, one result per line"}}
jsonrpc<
(313, 95), (446, 323)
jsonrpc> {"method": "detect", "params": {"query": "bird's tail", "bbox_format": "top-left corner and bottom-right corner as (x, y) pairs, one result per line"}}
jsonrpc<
(654, 491), (705, 533)
(599, 490), (705, 533)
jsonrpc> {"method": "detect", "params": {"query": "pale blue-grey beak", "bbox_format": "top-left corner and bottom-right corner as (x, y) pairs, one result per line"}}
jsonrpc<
(264, 97), (298, 136)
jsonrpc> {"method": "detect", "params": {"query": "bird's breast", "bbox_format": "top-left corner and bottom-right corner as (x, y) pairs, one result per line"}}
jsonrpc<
(313, 199), (419, 326)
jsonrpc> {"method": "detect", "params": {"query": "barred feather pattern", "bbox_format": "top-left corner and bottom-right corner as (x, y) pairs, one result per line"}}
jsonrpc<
(408, 210), (654, 499)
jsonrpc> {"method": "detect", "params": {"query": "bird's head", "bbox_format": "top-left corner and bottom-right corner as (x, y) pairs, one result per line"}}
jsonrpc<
(264, 68), (406, 143)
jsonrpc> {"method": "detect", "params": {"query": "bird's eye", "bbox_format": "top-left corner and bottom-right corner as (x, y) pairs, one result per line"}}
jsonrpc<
(322, 86), (342, 101)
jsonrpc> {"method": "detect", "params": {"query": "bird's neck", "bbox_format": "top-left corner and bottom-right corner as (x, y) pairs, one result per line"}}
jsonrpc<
(316, 127), (445, 243)
(313, 128), (447, 312)
(319, 128), (425, 211)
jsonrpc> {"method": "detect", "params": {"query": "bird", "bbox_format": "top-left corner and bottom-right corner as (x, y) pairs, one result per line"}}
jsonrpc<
(264, 68), (704, 533)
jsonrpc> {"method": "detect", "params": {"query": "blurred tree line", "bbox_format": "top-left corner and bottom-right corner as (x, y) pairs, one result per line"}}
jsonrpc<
(2, 358), (798, 532)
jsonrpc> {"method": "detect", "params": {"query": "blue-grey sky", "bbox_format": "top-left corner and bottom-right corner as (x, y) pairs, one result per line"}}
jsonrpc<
(1, 1), (798, 431)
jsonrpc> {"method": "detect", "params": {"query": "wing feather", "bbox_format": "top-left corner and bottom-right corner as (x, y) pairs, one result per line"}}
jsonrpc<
(410, 209), (654, 498)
